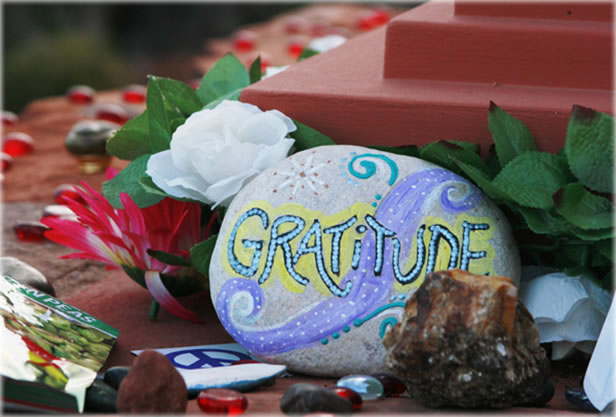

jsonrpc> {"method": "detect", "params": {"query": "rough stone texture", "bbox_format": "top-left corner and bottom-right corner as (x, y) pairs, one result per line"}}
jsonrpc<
(210, 145), (520, 376)
(280, 383), (354, 414)
(383, 269), (552, 409)
(0, 256), (56, 296)
(116, 350), (188, 413)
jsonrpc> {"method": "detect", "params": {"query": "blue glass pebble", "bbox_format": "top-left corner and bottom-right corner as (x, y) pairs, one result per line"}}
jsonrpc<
(336, 374), (384, 400)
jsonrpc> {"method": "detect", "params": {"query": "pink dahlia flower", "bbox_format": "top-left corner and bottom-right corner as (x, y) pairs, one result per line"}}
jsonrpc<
(41, 168), (205, 322)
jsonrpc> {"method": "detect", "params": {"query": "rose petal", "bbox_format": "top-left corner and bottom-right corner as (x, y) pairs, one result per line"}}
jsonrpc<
(253, 138), (295, 171)
(147, 151), (211, 203)
(237, 112), (291, 146)
(192, 142), (258, 185)
(266, 110), (296, 133)
(204, 170), (259, 208)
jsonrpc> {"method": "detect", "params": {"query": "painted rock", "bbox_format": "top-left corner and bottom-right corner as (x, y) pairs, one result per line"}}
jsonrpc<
(210, 145), (520, 376)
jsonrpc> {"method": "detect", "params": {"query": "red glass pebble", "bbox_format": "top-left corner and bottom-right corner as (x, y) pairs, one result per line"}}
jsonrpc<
(53, 184), (85, 205)
(371, 10), (391, 25)
(190, 79), (201, 90)
(230, 359), (260, 366)
(2, 111), (18, 127)
(3, 132), (34, 157)
(14, 221), (49, 243)
(371, 373), (406, 397)
(197, 388), (248, 415)
(310, 22), (330, 37)
(1, 152), (13, 172)
(95, 104), (129, 125)
(122, 84), (146, 103)
(66, 85), (95, 104)
(232, 31), (257, 53)
(331, 386), (362, 411)
(287, 40), (306, 58)
(283, 16), (305, 34)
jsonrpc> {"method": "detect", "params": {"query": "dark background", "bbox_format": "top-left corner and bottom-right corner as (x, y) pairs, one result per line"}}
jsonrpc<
(3, 4), (303, 113)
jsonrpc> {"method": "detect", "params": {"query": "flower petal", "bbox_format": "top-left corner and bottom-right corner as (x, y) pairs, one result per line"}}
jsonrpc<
(147, 151), (212, 204)
(252, 138), (295, 171)
(144, 270), (203, 323)
(237, 112), (293, 145)
(204, 170), (259, 208)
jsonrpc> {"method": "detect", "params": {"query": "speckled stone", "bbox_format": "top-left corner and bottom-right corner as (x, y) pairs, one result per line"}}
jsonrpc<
(0, 257), (55, 296)
(280, 383), (354, 414)
(210, 145), (520, 376)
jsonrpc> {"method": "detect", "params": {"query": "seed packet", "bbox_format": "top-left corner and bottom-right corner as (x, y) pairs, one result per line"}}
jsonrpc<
(1, 275), (118, 412)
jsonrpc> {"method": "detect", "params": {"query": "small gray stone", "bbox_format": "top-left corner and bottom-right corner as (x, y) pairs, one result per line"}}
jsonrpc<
(85, 379), (117, 413)
(103, 366), (130, 390)
(280, 383), (353, 414)
(0, 257), (55, 296)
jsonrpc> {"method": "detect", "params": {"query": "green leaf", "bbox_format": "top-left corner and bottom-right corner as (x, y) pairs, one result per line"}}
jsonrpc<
(146, 249), (191, 267)
(420, 140), (488, 175)
(169, 117), (186, 134)
(122, 265), (205, 296)
(289, 120), (336, 151)
(484, 144), (502, 178)
(190, 234), (218, 277)
(565, 105), (614, 193)
(249, 56), (262, 84)
(368, 145), (419, 158)
(488, 101), (537, 167)
(455, 159), (511, 201)
(102, 154), (164, 208)
(596, 239), (613, 261)
(553, 182), (613, 230)
(106, 111), (151, 160)
(196, 53), (250, 105)
(202, 88), (242, 110)
(569, 225), (613, 241)
(517, 207), (570, 235)
(146, 76), (171, 153)
(298, 48), (319, 61)
(492, 151), (569, 209)
(150, 76), (202, 115)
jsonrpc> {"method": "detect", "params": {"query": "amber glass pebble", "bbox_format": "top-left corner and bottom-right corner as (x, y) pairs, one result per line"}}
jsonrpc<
(371, 373), (407, 397)
(122, 84), (146, 104)
(2, 111), (18, 127)
(232, 30), (257, 53)
(53, 184), (85, 205)
(3, 132), (34, 157)
(331, 386), (363, 411)
(1, 152), (13, 172)
(14, 221), (49, 243)
(197, 388), (248, 415)
(66, 85), (95, 104)
(95, 104), (129, 125)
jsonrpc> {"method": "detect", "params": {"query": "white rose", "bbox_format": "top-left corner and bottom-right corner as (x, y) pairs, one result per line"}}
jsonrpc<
(146, 100), (296, 207)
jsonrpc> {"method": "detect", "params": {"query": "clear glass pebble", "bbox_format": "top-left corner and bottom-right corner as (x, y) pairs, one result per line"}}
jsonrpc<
(336, 374), (384, 400)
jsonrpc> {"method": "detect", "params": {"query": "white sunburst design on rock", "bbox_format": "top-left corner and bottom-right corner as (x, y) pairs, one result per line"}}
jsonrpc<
(276, 155), (326, 195)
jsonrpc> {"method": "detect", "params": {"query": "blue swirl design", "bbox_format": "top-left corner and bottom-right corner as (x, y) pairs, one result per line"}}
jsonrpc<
(215, 168), (484, 356)
(348, 153), (399, 185)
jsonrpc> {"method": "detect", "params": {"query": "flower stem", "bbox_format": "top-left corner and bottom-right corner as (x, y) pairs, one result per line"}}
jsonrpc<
(149, 298), (160, 320)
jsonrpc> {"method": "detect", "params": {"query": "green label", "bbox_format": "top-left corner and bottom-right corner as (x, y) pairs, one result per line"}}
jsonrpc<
(3, 276), (119, 338)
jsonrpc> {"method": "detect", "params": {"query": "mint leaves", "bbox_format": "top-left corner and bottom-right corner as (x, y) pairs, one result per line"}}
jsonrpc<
(415, 103), (613, 288)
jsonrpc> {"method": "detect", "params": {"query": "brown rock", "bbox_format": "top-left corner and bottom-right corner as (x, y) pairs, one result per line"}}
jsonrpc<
(116, 350), (188, 413)
(383, 269), (551, 409)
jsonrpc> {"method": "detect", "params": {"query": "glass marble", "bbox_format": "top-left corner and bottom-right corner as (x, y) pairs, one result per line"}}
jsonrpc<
(122, 84), (146, 104)
(371, 373), (407, 397)
(1, 152), (13, 172)
(53, 184), (85, 205)
(2, 111), (18, 127)
(14, 221), (48, 243)
(3, 132), (34, 157)
(66, 85), (95, 104)
(65, 120), (118, 174)
(336, 374), (384, 400)
(232, 30), (257, 53)
(330, 386), (362, 411)
(95, 104), (129, 125)
(197, 388), (248, 415)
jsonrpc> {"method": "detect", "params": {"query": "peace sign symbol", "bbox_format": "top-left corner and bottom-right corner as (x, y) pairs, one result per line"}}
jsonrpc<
(165, 348), (252, 370)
